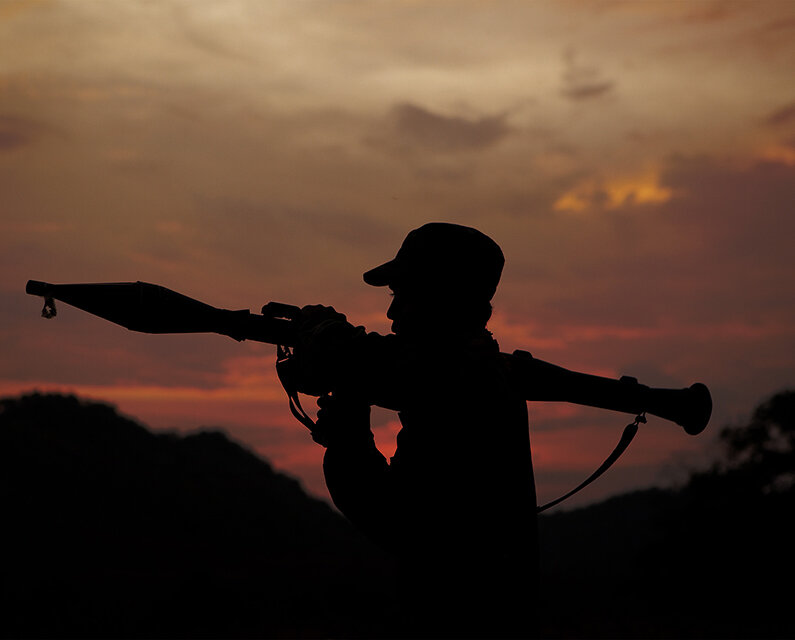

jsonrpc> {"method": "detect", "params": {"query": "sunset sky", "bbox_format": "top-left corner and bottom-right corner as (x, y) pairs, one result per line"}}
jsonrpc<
(2, 0), (794, 509)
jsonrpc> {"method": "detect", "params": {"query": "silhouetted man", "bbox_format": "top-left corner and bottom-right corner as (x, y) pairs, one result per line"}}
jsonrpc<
(295, 223), (538, 638)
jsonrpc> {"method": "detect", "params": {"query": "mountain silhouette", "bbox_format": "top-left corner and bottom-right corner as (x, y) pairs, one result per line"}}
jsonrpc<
(538, 391), (795, 639)
(1, 391), (792, 638)
(0, 393), (396, 638)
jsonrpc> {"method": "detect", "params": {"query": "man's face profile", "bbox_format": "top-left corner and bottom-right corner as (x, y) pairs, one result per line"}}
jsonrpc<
(385, 280), (464, 337)
(386, 283), (421, 336)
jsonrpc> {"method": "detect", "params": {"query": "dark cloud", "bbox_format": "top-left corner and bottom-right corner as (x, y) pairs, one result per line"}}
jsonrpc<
(561, 49), (615, 101)
(754, 15), (795, 43)
(562, 81), (614, 101)
(0, 115), (46, 151)
(681, 1), (735, 24)
(389, 102), (511, 152)
(765, 100), (795, 127)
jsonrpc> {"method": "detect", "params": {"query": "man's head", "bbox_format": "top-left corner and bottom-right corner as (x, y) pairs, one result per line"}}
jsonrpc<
(363, 223), (504, 336)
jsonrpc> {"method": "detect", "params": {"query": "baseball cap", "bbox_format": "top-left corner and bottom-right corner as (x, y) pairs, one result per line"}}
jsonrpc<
(363, 222), (504, 301)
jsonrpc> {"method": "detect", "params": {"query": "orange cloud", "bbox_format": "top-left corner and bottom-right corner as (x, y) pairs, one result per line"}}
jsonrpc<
(554, 169), (673, 213)
(757, 144), (795, 166)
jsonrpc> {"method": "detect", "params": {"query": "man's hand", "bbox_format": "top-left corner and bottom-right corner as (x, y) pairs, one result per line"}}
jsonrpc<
(291, 305), (362, 397)
(298, 305), (349, 333)
(311, 393), (372, 447)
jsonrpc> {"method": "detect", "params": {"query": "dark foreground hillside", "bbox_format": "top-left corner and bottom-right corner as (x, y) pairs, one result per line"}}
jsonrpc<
(0, 393), (397, 638)
(1, 391), (793, 638)
(539, 389), (795, 639)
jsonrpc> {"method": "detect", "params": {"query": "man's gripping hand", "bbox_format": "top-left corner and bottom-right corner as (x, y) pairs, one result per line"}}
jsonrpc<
(291, 305), (363, 397)
(310, 393), (373, 447)
(299, 305), (349, 331)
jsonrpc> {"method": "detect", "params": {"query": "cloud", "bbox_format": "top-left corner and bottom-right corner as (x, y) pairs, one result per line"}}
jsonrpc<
(389, 102), (511, 152)
(0, 115), (49, 151)
(765, 100), (795, 127)
(560, 49), (615, 101)
(553, 169), (673, 212)
(680, 1), (736, 24)
(562, 81), (614, 101)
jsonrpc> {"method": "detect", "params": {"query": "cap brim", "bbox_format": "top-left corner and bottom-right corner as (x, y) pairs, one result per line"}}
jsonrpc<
(363, 260), (397, 287)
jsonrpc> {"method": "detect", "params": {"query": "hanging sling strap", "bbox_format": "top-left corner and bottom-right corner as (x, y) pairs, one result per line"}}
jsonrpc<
(275, 344), (318, 432)
(536, 412), (646, 513)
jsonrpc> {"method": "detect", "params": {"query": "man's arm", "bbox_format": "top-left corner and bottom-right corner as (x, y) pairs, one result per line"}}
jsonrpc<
(314, 394), (397, 549)
(292, 305), (405, 546)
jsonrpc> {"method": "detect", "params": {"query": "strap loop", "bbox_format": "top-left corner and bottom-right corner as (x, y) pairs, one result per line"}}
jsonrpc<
(537, 412), (646, 513)
(275, 345), (317, 431)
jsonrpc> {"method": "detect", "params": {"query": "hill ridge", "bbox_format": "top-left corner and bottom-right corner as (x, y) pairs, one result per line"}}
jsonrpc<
(2, 390), (792, 638)
(0, 392), (395, 638)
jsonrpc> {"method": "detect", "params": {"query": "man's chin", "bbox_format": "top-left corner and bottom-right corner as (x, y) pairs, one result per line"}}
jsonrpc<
(391, 321), (423, 338)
